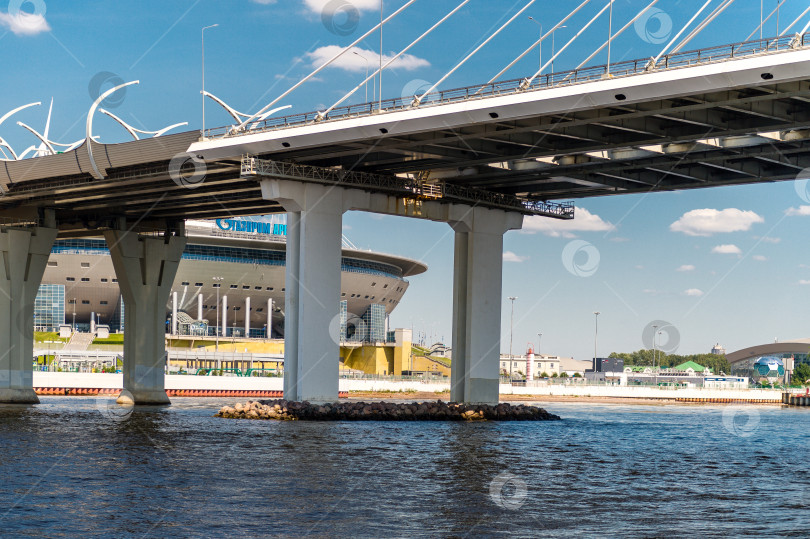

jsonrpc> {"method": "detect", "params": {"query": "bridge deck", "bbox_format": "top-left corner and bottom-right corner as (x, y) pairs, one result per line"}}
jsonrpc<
(0, 34), (808, 229)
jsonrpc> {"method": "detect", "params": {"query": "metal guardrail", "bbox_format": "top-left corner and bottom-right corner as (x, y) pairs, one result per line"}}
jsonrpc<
(205, 34), (808, 139)
(241, 155), (575, 219)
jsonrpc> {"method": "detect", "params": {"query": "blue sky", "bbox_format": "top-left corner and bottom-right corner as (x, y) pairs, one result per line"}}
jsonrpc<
(2, 0), (810, 361)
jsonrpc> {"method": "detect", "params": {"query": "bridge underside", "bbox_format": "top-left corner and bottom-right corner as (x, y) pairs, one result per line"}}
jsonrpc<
(260, 79), (810, 200)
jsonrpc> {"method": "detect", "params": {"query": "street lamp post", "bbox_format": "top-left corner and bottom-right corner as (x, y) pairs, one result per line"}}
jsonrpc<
(593, 311), (600, 362)
(652, 324), (658, 371)
(527, 17), (542, 73)
(201, 23), (219, 138)
(508, 297), (518, 377)
(352, 51), (371, 103)
(537, 332), (542, 356)
(552, 26), (567, 74)
(213, 276), (223, 350)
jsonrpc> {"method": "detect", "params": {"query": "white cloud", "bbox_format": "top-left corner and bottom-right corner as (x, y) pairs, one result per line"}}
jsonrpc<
(522, 207), (615, 238)
(684, 288), (704, 297)
(670, 208), (763, 236)
(609, 236), (630, 243)
(503, 251), (528, 263)
(635, 265), (644, 270)
(800, 280), (810, 285)
(755, 236), (781, 244)
(0, 12), (50, 36)
(786, 206), (810, 216)
(303, 0), (379, 12)
(676, 264), (695, 272)
(251, 0), (277, 4)
(753, 255), (767, 261)
(305, 46), (429, 73)
(711, 244), (741, 255)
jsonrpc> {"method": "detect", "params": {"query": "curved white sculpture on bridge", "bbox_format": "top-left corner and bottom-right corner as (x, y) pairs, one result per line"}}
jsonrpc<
(99, 108), (187, 141)
(203, 92), (291, 132)
(86, 80), (140, 179)
(0, 102), (41, 160)
(16, 121), (89, 157)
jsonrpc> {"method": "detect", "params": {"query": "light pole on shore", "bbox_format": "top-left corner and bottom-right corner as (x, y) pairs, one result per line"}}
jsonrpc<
(537, 332), (542, 356)
(508, 296), (518, 359)
(652, 324), (659, 371)
(213, 276), (223, 351)
(593, 311), (600, 362)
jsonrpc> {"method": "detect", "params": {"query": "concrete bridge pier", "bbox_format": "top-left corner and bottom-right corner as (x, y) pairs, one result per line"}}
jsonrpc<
(104, 223), (186, 405)
(449, 208), (523, 405)
(0, 224), (58, 404)
(261, 180), (345, 402)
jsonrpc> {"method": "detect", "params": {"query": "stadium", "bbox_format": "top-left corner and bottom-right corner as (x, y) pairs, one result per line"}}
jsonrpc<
(34, 216), (427, 340)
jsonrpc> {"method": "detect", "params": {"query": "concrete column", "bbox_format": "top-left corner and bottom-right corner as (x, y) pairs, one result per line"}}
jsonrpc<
(171, 291), (178, 335)
(261, 180), (347, 402)
(267, 298), (273, 338)
(103, 227), (186, 405)
(449, 207), (523, 404)
(222, 295), (228, 337)
(0, 226), (57, 403)
(245, 296), (251, 337)
(197, 293), (203, 321)
(90, 312), (96, 334)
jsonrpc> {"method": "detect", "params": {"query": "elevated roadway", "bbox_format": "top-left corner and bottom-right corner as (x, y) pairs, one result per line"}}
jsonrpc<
(1, 34), (809, 405)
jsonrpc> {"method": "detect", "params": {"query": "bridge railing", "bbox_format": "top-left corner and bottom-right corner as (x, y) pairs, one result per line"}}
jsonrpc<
(204, 33), (807, 140)
(241, 155), (575, 219)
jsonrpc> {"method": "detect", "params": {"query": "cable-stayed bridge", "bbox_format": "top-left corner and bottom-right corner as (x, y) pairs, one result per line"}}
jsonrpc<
(0, 0), (809, 406)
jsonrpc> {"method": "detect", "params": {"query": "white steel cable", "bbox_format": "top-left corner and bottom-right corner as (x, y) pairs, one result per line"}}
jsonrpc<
(412, 0), (539, 106)
(566, 0), (658, 76)
(745, 0), (787, 41)
(319, 0), (472, 119)
(237, 0), (418, 130)
(521, 0), (614, 90)
(779, 5), (810, 36)
(482, 0), (593, 87)
(646, 0), (713, 70)
(670, 0), (738, 55)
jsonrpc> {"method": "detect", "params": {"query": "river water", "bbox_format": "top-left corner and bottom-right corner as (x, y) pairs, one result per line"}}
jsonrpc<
(1, 397), (808, 538)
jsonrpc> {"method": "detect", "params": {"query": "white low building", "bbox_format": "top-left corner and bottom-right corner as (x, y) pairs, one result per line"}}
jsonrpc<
(500, 354), (588, 379)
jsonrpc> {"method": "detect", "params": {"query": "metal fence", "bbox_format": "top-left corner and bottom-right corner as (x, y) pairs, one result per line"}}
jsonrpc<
(205, 34), (808, 140)
(242, 155), (575, 218)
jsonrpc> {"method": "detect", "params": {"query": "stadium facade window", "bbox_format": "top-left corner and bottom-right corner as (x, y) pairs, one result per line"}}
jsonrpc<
(34, 284), (65, 330)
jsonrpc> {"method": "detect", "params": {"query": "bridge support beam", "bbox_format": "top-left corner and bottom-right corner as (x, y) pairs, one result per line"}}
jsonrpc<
(0, 226), (57, 404)
(261, 180), (347, 402)
(449, 207), (523, 404)
(104, 226), (186, 405)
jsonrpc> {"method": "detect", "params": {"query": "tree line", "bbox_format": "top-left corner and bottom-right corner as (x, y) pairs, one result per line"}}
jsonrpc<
(608, 349), (731, 375)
